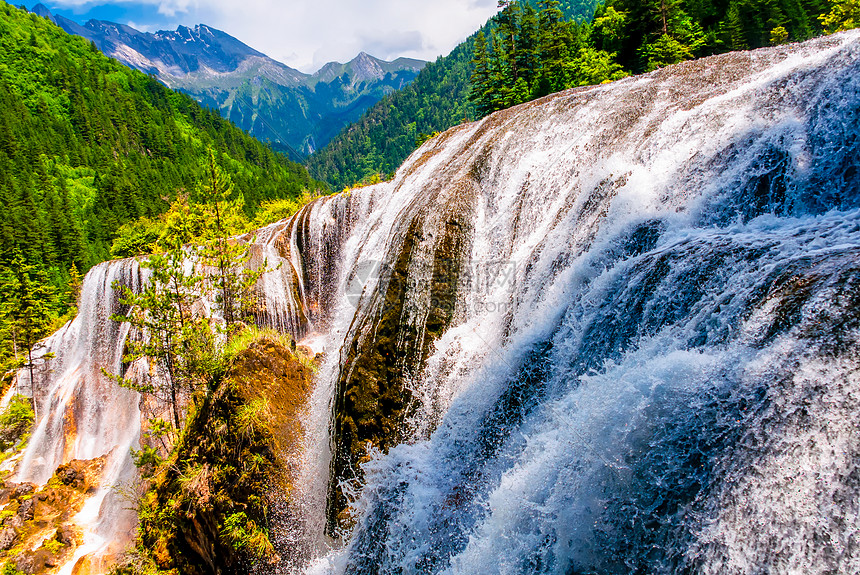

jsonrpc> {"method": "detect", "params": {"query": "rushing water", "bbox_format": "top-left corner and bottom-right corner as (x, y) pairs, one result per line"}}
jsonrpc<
(15, 30), (860, 574)
(297, 31), (860, 574)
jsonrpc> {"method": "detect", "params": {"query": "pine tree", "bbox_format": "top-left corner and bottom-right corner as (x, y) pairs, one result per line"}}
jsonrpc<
(469, 31), (496, 118)
(727, 3), (750, 49)
(196, 150), (267, 338)
(67, 264), (82, 309)
(497, 0), (523, 82)
(1, 256), (58, 417)
(112, 244), (207, 429)
(535, 0), (576, 96)
(517, 2), (541, 88)
(489, 30), (515, 111)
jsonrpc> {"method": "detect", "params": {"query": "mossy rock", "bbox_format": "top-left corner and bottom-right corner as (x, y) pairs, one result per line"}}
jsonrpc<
(131, 336), (314, 575)
(327, 183), (475, 533)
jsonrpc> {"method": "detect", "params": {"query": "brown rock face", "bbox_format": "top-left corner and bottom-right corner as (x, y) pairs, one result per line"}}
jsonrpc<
(327, 183), (475, 533)
(135, 335), (314, 575)
(0, 459), (106, 574)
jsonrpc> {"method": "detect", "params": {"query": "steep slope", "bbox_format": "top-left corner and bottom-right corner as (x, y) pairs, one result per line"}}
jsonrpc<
(30, 4), (426, 157)
(0, 3), (320, 373)
(20, 30), (860, 574)
(187, 52), (425, 157)
(307, 0), (599, 188)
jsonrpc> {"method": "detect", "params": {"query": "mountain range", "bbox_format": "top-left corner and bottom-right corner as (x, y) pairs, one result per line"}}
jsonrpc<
(30, 3), (425, 157)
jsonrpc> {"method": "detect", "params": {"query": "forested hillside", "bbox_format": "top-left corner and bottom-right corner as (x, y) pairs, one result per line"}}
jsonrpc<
(469, 0), (841, 117)
(307, 0), (599, 189)
(0, 3), (320, 373)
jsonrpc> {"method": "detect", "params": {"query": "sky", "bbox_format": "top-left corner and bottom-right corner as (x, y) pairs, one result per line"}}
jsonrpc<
(30, 0), (500, 72)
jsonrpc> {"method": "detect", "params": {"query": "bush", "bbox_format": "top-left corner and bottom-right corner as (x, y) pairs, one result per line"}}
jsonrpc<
(0, 395), (34, 452)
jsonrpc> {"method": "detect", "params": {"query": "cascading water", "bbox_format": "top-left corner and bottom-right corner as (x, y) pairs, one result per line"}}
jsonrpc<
(292, 31), (860, 574)
(14, 29), (860, 574)
(13, 258), (145, 564)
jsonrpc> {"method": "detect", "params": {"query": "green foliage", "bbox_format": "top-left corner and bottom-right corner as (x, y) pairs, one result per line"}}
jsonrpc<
(0, 563), (25, 575)
(110, 217), (165, 259)
(122, 334), (303, 573)
(311, 0), (837, 189)
(196, 150), (270, 334)
(820, 0), (860, 32)
(221, 326), (290, 363)
(111, 238), (212, 428)
(471, 1), (624, 112)
(568, 46), (629, 84)
(642, 33), (695, 70)
(0, 394), (34, 452)
(41, 537), (65, 555)
(109, 152), (279, 438)
(770, 24), (791, 43)
(0, 3), (322, 373)
(131, 445), (165, 473)
(220, 512), (274, 558)
(0, 254), (60, 394)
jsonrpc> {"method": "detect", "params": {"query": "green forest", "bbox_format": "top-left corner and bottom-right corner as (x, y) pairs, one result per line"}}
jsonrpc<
(308, 0), (858, 188)
(470, 0), (854, 116)
(0, 3), (321, 374)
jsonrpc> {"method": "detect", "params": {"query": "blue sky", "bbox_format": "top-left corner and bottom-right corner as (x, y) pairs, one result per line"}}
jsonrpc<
(28, 0), (499, 73)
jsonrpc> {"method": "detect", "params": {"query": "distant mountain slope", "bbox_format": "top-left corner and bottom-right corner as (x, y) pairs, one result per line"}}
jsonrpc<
(30, 4), (426, 157)
(307, 0), (599, 189)
(0, 2), (319, 294)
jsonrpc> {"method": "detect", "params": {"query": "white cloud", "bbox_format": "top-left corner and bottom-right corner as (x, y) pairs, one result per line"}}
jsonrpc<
(125, 19), (154, 31)
(47, 0), (499, 72)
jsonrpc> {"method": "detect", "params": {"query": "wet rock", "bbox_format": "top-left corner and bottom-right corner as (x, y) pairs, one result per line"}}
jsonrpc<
(136, 336), (312, 574)
(55, 458), (105, 491)
(17, 497), (35, 521)
(56, 524), (75, 545)
(0, 484), (12, 505)
(13, 551), (34, 573)
(0, 527), (17, 550)
(57, 463), (86, 488)
(11, 483), (34, 499)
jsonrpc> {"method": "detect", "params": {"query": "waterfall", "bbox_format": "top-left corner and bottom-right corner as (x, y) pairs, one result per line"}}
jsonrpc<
(13, 258), (144, 558)
(13, 29), (860, 574)
(297, 30), (860, 574)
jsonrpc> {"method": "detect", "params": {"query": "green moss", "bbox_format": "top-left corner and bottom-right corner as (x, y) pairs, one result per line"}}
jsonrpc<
(115, 334), (314, 575)
(327, 207), (471, 533)
(0, 395), (34, 453)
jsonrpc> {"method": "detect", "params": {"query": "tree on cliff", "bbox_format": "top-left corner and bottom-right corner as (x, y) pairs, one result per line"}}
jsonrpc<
(0, 255), (58, 417)
(112, 243), (207, 429)
(111, 151), (271, 431)
(197, 149), (269, 338)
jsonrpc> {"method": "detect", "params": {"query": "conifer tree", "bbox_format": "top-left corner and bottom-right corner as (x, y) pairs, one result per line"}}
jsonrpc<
(535, 0), (576, 96)
(197, 150), (268, 338)
(517, 2), (541, 88)
(489, 30), (515, 110)
(112, 243), (206, 429)
(1, 256), (58, 417)
(497, 0), (523, 82)
(469, 31), (496, 118)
